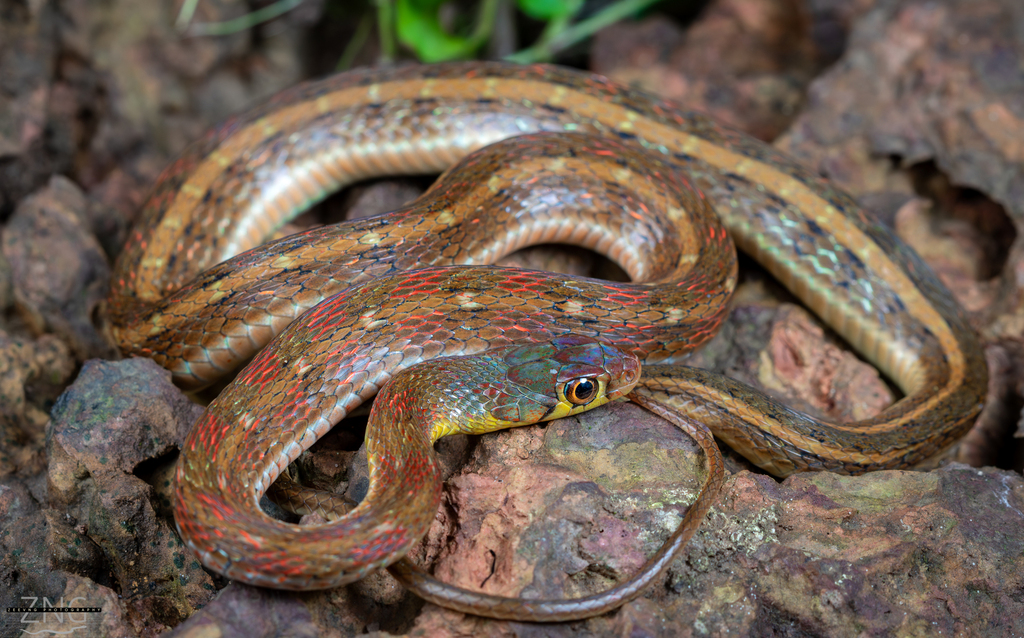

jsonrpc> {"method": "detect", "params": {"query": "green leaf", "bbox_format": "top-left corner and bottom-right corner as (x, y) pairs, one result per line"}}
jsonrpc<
(516, 0), (582, 21)
(396, 0), (480, 62)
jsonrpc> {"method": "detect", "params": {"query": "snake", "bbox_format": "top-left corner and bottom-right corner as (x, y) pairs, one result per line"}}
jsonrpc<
(106, 62), (988, 621)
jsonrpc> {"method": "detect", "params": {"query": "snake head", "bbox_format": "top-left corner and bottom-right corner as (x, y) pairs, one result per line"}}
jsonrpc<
(492, 335), (641, 425)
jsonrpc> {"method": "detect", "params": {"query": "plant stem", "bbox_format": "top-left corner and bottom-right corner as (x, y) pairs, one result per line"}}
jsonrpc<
(184, 0), (306, 36)
(337, 10), (375, 70)
(506, 0), (664, 63)
(375, 0), (397, 63)
(466, 0), (500, 50)
(175, 0), (201, 32)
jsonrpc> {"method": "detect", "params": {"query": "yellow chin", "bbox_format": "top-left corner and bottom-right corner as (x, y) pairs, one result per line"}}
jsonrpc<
(542, 394), (611, 422)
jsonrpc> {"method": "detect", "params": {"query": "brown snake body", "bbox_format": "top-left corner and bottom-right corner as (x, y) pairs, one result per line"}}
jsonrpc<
(106, 62), (987, 620)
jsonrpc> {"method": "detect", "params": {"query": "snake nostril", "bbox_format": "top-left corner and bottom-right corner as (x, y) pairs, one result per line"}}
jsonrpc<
(625, 364), (639, 384)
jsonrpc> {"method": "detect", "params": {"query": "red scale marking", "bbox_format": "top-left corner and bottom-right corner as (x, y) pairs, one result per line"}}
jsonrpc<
(239, 530), (262, 549)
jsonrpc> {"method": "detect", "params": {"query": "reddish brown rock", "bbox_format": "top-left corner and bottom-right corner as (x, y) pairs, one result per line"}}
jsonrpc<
(687, 297), (893, 427)
(591, 0), (877, 140)
(1, 176), (116, 361)
(758, 305), (894, 422)
(390, 411), (1024, 637)
(893, 197), (1001, 314)
(776, 0), (1023, 203)
(773, 0), (1020, 323)
(416, 402), (707, 605)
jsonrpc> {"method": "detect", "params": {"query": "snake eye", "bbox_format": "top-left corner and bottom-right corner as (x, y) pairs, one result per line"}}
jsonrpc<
(564, 378), (597, 405)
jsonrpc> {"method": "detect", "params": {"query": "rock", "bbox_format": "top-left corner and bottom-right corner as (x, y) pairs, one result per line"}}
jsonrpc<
(0, 329), (76, 476)
(0, 0), (62, 216)
(590, 0), (876, 141)
(773, 0), (1020, 331)
(46, 358), (214, 633)
(8, 575), (136, 638)
(2, 176), (117, 361)
(0, 476), (68, 615)
(769, 0), (1023, 469)
(403, 435), (1024, 636)
(166, 585), (324, 638)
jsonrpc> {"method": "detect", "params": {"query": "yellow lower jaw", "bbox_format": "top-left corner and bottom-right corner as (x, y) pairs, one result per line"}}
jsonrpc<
(429, 395), (615, 443)
(543, 396), (611, 423)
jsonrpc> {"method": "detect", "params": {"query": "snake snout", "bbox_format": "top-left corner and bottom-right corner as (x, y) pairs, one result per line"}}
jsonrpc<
(603, 347), (641, 401)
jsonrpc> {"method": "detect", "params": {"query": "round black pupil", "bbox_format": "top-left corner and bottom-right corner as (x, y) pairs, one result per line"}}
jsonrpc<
(572, 380), (595, 400)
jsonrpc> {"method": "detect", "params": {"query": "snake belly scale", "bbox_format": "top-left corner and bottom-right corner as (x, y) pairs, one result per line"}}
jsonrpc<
(107, 62), (987, 619)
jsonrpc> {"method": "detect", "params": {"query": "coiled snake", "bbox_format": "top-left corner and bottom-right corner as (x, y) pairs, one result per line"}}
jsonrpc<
(107, 62), (987, 621)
